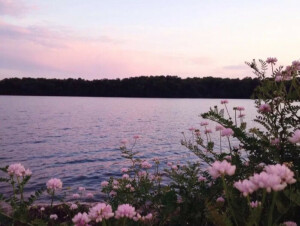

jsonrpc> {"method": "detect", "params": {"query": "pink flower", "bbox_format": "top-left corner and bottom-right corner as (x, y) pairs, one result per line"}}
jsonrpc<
(234, 179), (256, 196)
(86, 192), (94, 198)
(249, 172), (285, 192)
(204, 128), (212, 134)
(221, 100), (228, 104)
(225, 156), (232, 161)
(141, 161), (152, 169)
(216, 197), (225, 202)
(188, 127), (196, 131)
(121, 168), (128, 173)
(115, 204), (136, 219)
(264, 164), (296, 185)
(258, 163), (266, 168)
(88, 203), (114, 222)
(40, 207), (45, 211)
(198, 176), (206, 182)
(288, 129), (300, 143)
(152, 157), (160, 163)
(122, 174), (130, 179)
(221, 128), (234, 137)
(266, 57), (277, 64)
(208, 160), (236, 179)
(7, 163), (26, 177)
(292, 60), (300, 70)
(238, 114), (245, 118)
(101, 181), (109, 187)
(236, 106), (245, 111)
(283, 75), (292, 81)
(23, 169), (32, 176)
(138, 171), (147, 178)
(72, 212), (90, 226)
(283, 221), (297, 226)
(286, 65), (293, 73)
(258, 104), (271, 113)
(133, 135), (141, 139)
(46, 178), (62, 191)
(171, 165), (178, 171)
(215, 125), (224, 131)
(133, 214), (141, 221)
(250, 201), (261, 208)
(270, 138), (279, 145)
(72, 193), (80, 199)
(70, 203), (78, 210)
(200, 121), (209, 126)
(167, 162), (172, 167)
(145, 213), (153, 220)
(109, 191), (117, 196)
(50, 214), (58, 220)
(79, 187), (86, 191)
(120, 139), (128, 145)
(244, 161), (249, 166)
(275, 75), (283, 82)
(113, 180), (119, 185)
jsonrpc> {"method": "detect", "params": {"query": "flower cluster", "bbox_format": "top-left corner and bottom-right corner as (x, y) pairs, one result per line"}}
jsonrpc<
(88, 203), (114, 222)
(72, 212), (90, 226)
(289, 129), (300, 144)
(115, 204), (137, 219)
(46, 178), (63, 191)
(258, 104), (271, 113)
(221, 128), (234, 137)
(7, 163), (31, 177)
(234, 164), (296, 195)
(133, 213), (153, 222)
(249, 201), (261, 208)
(141, 160), (152, 169)
(208, 160), (236, 179)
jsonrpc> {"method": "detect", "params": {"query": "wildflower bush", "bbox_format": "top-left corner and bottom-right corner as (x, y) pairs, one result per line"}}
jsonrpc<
(0, 58), (299, 226)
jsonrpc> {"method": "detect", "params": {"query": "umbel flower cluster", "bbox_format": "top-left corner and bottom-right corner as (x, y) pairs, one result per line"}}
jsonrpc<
(0, 58), (299, 225)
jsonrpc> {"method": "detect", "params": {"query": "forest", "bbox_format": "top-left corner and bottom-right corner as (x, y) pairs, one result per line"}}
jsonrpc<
(0, 76), (260, 98)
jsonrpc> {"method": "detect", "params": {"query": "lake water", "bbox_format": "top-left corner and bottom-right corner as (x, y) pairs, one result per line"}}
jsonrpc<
(0, 96), (257, 201)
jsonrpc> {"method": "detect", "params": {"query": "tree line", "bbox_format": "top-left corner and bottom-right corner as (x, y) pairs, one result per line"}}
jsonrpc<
(0, 76), (260, 98)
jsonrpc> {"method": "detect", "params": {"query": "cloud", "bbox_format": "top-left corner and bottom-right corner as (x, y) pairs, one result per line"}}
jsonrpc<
(0, 20), (70, 48)
(0, 20), (247, 79)
(0, 0), (32, 16)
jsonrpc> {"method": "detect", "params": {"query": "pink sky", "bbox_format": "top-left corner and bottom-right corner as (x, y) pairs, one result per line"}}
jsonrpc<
(1, 0), (300, 80)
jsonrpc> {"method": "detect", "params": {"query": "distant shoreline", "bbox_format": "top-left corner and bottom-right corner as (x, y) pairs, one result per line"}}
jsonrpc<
(0, 76), (259, 99)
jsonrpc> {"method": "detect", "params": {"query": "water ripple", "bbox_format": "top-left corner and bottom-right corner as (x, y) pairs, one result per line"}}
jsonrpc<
(0, 96), (256, 201)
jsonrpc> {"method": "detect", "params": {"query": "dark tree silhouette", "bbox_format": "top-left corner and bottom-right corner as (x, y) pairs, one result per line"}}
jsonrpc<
(0, 76), (260, 98)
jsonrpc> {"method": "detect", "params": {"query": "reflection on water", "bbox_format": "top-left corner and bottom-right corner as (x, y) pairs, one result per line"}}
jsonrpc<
(0, 96), (256, 200)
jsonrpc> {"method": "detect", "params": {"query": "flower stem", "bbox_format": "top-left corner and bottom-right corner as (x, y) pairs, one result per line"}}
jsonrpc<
(50, 191), (55, 208)
(224, 104), (231, 119)
(227, 137), (232, 154)
(222, 176), (238, 226)
(268, 192), (277, 226)
(122, 218), (126, 226)
(257, 190), (267, 224)
(219, 131), (222, 153)
(234, 109), (237, 126)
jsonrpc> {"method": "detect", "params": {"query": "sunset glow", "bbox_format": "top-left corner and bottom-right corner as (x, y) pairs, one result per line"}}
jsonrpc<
(1, 0), (300, 79)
